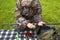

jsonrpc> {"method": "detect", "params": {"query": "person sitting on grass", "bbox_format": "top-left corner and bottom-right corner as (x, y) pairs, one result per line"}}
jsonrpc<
(14, 0), (55, 40)
(15, 0), (44, 30)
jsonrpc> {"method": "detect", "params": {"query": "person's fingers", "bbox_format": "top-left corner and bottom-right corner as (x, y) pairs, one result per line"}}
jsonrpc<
(27, 23), (32, 28)
(27, 23), (36, 29)
(32, 25), (36, 28)
(38, 23), (43, 26)
(27, 23), (31, 26)
(38, 21), (45, 26)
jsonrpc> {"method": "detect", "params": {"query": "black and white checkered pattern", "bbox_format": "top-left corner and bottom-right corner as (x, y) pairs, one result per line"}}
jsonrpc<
(0, 29), (37, 40)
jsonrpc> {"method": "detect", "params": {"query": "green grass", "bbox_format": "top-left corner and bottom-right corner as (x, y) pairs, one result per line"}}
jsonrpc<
(40, 0), (60, 28)
(0, 0), (16, 30)
(0, 0), (60, 30)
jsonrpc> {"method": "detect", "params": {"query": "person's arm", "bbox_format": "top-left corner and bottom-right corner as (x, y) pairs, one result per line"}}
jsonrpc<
(33, 1), (45, 26)
(14, 0), (22, 19)
(14, 0), (30, 29)
(33, 1), (43, 22)
(16, 17), (30, 29)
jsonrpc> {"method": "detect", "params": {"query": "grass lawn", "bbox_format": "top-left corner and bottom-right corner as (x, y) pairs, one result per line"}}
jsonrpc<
(0, 0), (60, 30)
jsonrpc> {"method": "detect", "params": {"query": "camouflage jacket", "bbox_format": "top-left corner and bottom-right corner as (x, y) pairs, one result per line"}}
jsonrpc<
(14, 0), (43, 29)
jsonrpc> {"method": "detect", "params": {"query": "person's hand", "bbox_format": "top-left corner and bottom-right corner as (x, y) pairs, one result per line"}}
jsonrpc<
(27, 23), (36, 29)
(38, 21), (45, 26)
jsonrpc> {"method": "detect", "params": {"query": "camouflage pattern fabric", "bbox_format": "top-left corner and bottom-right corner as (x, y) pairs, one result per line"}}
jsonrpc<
(14, 0), (60, 40)
(14, 0), (43, 30)
(37, 29), (60, 40)
(36, 25), (60, 40)
(37, 29), (55, 40)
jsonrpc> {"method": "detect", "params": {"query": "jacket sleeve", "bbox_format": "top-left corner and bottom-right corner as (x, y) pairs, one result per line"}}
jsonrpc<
(14, 0), (21, 19)
(33, 1), (43, 23)
(15, 0), (30, 29)
(16, 17), (30, 29)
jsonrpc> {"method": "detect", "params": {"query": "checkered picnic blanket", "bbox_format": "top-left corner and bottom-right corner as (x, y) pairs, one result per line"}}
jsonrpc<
(0, 29), (37, 40)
